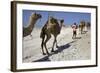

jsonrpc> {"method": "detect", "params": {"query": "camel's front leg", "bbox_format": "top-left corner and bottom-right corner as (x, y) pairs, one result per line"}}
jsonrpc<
(55, 38), (59, 48)
(51, 36), (57, 52)
(51, 40), (55, 52)
(44, 34), (51, 55)
(41, 36), (46, 55)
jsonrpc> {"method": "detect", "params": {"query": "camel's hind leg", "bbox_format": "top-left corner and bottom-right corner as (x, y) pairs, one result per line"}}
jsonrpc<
(41, 36), (46, 55)
(44, 33), (51, 55)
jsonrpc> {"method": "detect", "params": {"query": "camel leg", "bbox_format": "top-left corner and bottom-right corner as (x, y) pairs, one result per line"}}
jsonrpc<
(81, 28), (82, 34)
(44, 34), (51, 55)
(79, 28), (81, 34)
(54, 36), (58, 48)
(41, 36), (46, 55)
(51, 39), (56, 52)
(51, 36), (57, 52)
(55, 38), (59, 48)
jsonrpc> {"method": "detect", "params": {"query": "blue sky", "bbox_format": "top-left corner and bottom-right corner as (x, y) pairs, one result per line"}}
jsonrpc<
(23, 10), (91, 28)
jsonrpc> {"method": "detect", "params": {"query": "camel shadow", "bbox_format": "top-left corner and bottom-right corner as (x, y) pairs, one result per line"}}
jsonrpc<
(32, 41), (75, 62)
(33, 55), (51, 62)
(55, 41), (75, 53)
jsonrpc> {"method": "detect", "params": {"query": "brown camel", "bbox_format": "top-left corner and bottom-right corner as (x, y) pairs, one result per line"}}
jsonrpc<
(86, 22), (91, 30)
(23, 13), (42, 37)
(40, 17), (64, 55)
(79, 21), (85, 34)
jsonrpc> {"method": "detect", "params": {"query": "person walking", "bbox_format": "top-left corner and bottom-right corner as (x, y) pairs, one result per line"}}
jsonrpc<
(71, 23), (78, 39)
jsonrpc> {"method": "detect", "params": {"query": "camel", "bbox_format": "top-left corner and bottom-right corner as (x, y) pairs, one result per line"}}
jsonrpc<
(40, 16), (64, 55)
(86, 22), (91, 30)
(79, 21), (86, 34)
(23, 13), (42, 37)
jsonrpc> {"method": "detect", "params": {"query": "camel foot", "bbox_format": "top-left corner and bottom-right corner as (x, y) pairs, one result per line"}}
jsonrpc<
(43, 53), (46, 55)
(51, 49), (55, 52)
(56, 45), (59, 48)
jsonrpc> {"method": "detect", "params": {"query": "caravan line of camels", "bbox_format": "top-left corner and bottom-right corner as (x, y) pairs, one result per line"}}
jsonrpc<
(23, 12), (90, 55)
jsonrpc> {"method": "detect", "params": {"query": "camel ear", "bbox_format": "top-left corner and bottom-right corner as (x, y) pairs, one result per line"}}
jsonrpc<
(61, 20), (64, 23)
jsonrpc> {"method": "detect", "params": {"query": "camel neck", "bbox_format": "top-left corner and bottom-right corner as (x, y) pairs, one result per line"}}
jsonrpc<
(28, 17), (38, 29)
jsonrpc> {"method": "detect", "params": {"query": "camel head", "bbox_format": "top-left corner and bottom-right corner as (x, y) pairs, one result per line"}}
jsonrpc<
(31, 12), (42, 20)
(50, 17), (64, 27)
(60, 19), (64, 24)
(50, 17), (58, 24)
